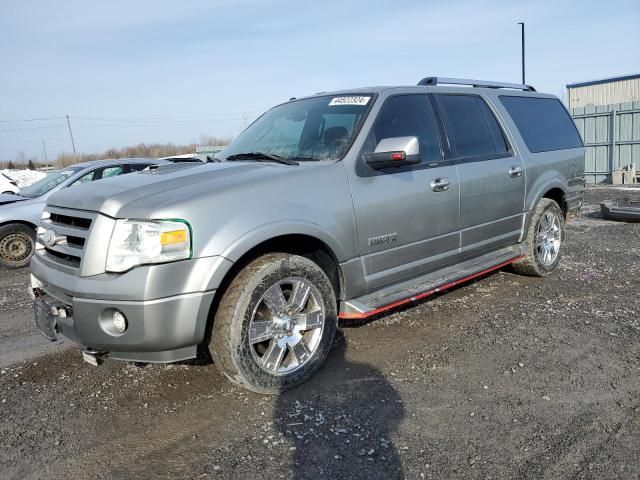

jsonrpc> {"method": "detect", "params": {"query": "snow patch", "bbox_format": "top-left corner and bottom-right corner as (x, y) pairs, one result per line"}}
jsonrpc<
(0, 169), (47, 188)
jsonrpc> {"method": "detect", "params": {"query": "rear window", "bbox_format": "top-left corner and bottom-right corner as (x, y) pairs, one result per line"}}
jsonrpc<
(434, 94), (509, 158)
(500, 96), (583, 153)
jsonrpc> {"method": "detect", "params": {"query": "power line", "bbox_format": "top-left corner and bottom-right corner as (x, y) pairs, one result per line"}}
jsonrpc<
(0, 136), (68, 144)
(71, 112), (259, 121)
(0, 116), (65, 123)
(70, 119), (250, 128)
(0, 124), (67, 132)
(0, 112), (263, 125)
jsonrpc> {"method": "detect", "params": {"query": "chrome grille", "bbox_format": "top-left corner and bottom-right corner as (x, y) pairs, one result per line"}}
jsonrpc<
(38, 207), (97, 270)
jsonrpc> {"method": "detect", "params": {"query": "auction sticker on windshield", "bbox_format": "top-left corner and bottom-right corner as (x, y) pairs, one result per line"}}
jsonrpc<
(328, 96), (371, 106)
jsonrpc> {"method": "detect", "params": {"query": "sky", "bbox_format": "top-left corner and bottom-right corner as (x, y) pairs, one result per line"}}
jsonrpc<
(1, 0), (639, 162)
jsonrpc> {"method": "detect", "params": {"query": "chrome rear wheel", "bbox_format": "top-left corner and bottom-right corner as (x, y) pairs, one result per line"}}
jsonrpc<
(512, 198), (565, 277)
(536, 211), (561, 267)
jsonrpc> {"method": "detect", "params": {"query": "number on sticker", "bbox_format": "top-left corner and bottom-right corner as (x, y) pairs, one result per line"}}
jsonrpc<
(329, 96), (371, 106)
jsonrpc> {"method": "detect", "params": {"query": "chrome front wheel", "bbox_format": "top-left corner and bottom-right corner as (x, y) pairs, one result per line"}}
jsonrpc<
(249, 278), (326, 375)
(212, 253), (337, 394)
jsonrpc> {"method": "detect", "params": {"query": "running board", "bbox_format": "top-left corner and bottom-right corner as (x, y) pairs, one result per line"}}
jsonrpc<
(339, 246), (524, 319)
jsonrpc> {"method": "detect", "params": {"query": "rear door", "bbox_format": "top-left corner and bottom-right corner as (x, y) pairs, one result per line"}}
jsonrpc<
(433, 93), (525, 257)
(348, 93), (461, 291)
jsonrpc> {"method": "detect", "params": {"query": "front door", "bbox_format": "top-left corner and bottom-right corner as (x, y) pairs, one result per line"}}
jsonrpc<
(433, 93), (526, 257)
(347, 94), (461, 292)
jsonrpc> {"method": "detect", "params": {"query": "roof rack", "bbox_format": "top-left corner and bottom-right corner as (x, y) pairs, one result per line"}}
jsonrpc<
(418, 77), (536, 92)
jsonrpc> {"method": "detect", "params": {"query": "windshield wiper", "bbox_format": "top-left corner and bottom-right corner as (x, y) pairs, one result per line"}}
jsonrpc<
(225, 152), (298, 166)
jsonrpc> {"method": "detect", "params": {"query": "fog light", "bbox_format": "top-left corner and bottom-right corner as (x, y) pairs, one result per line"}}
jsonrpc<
(112, 310), (127, 333)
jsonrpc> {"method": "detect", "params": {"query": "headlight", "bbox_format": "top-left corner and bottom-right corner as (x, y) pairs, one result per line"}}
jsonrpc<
(106, 219), (191, 273)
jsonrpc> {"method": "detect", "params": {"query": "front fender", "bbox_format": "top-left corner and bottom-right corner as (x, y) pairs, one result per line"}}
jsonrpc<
(221, 220), (348, 263)
(199, 220), (350, 293)
(0, 203), (44, 229)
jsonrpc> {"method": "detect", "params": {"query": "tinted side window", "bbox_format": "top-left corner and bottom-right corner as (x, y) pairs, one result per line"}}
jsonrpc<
(434, 94), (508, 158)
(500, 96), (583, 153)
(366, 94), (441, 163)
(101, 166), (124, 178)
(129, 163), (153, 171)
(71, 170), (96, 185)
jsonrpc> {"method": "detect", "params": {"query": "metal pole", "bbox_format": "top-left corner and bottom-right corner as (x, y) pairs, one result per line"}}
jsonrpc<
(518, 22), (525, 84)
(65, 114), (78, 162)
(611, 108), (617, 183)
(42, 140), (48, 166)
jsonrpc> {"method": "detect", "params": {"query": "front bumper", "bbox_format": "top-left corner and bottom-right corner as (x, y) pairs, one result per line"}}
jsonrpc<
(30, 254), (230, 363)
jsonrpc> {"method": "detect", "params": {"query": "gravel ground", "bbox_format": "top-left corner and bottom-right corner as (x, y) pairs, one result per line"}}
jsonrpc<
(0, 186), (638, 480)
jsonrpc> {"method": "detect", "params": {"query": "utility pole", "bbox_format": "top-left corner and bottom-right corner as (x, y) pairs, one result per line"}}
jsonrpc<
(42, 140), (48, 166)
(65, 114), (78, 162)
(518, 22), (526, 84)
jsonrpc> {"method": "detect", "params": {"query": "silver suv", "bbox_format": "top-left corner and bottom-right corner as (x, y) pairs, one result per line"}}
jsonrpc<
(30, 77), (585, 393)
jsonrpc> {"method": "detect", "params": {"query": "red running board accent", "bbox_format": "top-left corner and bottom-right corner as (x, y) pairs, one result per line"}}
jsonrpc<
(339, 255), (525, 320)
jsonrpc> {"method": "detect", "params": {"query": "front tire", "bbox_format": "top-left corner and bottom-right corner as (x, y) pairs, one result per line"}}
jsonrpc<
(512, 198), (565, 277)
(211, 253), (337, 394)
(0, 224), (36, 269)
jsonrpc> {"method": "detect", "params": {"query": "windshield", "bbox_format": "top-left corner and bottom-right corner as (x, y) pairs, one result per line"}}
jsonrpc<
(18, 167), (83, 198)
(221, 95), (373, 162)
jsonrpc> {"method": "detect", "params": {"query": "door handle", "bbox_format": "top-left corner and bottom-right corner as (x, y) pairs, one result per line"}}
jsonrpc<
(430, 177), (450, 192)
(509, 165), (523, 177)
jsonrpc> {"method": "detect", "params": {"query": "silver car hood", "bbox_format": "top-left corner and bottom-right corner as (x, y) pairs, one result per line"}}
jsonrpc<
(46, 162), (288, 218)
(0, 193), (29, 206)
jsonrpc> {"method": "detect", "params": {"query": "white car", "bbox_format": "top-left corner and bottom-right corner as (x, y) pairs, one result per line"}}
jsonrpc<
(0, 173), (19, 194)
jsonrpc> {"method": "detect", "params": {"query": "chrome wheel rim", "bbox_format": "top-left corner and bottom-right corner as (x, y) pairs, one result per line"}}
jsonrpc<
(536, 212), (561, 267)
(248, 277), (325, 376)
(0, 233), (33, 263)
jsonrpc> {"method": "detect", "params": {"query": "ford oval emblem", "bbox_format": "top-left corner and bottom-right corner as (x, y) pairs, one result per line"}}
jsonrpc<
(41, 230), (57, 247)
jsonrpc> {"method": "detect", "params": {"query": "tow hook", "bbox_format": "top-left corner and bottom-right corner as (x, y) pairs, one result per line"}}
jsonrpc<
(82, 348), (108, 366)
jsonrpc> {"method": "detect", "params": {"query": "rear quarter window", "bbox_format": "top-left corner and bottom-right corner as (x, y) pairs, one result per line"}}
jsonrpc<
(500, 96), (583, 153)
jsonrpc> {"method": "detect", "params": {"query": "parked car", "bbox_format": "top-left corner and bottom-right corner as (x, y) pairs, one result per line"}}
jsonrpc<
(0, 172), (20, 194)
(30, 77), (585, 393)
(0, 158), (164, 268)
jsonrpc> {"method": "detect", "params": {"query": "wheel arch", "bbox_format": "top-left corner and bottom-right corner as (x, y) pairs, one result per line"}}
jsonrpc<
(525, 171), (568, 215)
(198, 231), (346, 355)
(521, 184), (568, 242)
(206, 225), (348, 304)
(540, 187), (568, 218)
(0, 219), (38, 231)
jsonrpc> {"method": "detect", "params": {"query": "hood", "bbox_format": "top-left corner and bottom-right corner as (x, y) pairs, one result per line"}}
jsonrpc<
(0, 193), (28, 206)
(46, 161), (297, 218)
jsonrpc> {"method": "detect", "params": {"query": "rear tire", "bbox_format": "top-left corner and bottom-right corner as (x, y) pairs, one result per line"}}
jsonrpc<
(211, 253), (337, 394)
(0, 224), (36, 269)
(512, 198), (564, 277)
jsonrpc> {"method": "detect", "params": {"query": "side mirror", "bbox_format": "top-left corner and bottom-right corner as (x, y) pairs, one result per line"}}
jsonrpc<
(365, 136), (421, 170)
